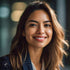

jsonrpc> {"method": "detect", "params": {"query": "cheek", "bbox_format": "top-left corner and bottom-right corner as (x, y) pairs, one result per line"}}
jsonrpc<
(47, 29), (53, 36)
(25, 28), (36, 36)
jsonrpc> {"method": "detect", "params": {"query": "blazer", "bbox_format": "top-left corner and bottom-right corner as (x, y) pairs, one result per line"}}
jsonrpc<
(0, 53), (62, 70)
(0, 52), (33, 70)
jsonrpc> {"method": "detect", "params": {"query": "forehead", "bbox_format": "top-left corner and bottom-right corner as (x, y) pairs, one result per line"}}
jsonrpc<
(26, 10), (51, 21)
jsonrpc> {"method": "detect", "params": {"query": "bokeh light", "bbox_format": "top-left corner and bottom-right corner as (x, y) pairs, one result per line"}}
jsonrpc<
(12, 2), (27, 10)
(11, 10), (24, 22)
(0, 6), (10, 18)
(11, 2), (27, 22)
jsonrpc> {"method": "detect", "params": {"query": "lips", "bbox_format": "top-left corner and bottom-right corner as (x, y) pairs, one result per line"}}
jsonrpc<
(33, 36), (47, 42)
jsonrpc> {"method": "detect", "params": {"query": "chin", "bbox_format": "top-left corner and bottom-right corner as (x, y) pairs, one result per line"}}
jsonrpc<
(35, 45), (46, 48)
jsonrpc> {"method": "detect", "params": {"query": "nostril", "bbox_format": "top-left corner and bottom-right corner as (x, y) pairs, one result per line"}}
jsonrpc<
(36, 29), (44, 34)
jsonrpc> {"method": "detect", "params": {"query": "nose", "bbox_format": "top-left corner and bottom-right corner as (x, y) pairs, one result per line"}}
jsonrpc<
(36, 24), (45, 34)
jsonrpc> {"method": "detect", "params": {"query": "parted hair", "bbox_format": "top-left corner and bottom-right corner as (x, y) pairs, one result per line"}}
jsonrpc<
(9, 1), (69, 70)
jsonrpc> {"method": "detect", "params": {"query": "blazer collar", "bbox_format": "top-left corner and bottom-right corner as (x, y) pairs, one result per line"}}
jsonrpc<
(22, 51), (33, 70)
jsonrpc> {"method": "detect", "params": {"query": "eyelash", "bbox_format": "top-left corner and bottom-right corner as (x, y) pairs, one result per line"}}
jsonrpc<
(29, 24), (37, 27)
(29, 24), (51, 27)
(44, 24), (51, 27)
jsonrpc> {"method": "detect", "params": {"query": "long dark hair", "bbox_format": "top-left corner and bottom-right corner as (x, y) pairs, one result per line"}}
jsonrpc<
(9, 1), (69, 70)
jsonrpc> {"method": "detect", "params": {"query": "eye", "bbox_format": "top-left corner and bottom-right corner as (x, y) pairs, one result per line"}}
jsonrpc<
(29, 24), (37, 27)
(44, 24), (51, 27)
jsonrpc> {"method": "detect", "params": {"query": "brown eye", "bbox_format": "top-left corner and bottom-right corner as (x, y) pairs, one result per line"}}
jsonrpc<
(29, 24), (37, 27)
(44, 24), (51, 27)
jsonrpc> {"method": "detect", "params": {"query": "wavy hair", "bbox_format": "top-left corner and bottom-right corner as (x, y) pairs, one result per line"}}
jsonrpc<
(9, 1), (69, 70)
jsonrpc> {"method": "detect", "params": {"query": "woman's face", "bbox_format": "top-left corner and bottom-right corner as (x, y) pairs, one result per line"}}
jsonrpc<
(22, 10), (53, 48)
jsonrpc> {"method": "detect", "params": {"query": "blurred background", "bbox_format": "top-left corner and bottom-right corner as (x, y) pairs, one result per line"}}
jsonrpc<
(0, 0), (70, 70)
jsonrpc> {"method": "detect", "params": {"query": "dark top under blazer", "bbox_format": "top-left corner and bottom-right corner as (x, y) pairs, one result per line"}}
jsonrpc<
(0, 52), (33, 70)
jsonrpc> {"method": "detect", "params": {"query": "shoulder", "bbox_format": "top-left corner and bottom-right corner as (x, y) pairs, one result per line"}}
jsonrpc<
(0, 55), (12, 70)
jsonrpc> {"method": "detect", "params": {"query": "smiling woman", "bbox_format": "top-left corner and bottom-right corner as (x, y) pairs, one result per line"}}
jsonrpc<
(23, 10), (53, 49)
(0, 1), (69, 70)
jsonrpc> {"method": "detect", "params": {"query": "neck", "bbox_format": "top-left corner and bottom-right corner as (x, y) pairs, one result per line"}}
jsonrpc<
(28, 46), (43, 65)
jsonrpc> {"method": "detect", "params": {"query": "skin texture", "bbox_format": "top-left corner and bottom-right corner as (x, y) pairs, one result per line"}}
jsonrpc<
(23, 10), (53, 49)
(22, 10), (53, 70)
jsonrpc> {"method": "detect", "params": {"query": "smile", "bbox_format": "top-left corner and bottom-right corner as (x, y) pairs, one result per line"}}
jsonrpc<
(33, 36), (47, 42)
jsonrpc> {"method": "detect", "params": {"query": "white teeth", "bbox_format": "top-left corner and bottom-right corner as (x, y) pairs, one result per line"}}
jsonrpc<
(35, 38), (44, 39)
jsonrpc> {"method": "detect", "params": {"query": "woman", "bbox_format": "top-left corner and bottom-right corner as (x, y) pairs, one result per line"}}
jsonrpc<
(0, 1), (69, 70)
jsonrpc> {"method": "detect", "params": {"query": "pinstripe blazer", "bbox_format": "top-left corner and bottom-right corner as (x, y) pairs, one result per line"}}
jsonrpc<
(0, 52), (33, 70)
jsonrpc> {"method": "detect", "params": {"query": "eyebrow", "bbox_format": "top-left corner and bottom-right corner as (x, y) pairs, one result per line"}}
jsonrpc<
(44, 21), (52, 23)
(28, 20), (39, 23)
(27, 20), (52, 23)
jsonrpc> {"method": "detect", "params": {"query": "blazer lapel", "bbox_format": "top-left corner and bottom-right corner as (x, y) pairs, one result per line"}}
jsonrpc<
(22, 52), (33, 70)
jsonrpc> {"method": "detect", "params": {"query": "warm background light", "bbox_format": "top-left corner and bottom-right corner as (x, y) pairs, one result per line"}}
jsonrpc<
(11, 2), (27, 22)
(12, 2), (27, 10)
(11, 10), (24, 22)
